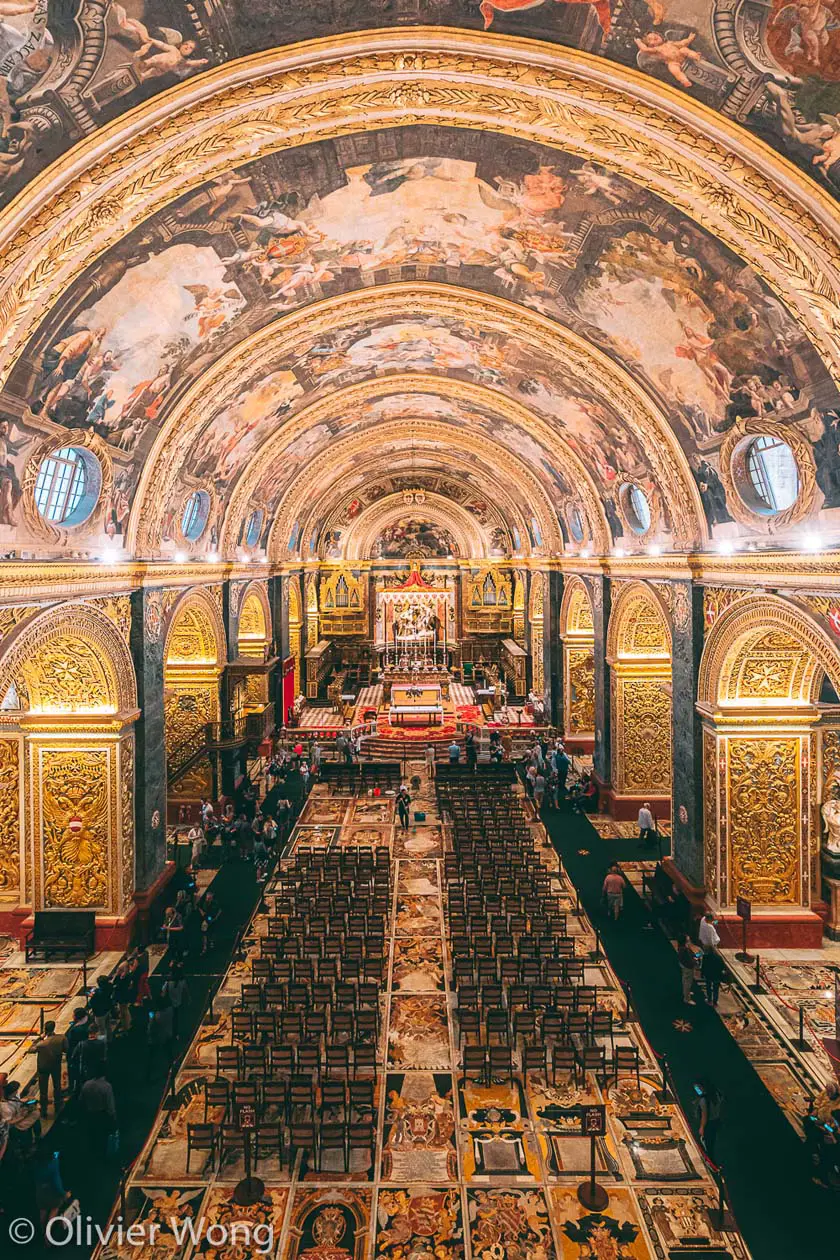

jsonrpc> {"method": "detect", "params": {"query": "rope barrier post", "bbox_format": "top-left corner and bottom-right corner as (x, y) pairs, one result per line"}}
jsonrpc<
(39, 1006), (44, 1034)
(655, 1052), (673, 1104)
(793, 1004), (811, 1053)
(590, 926), (603, 961)
(749, 954), (766, 995)
(119, 1165), (128, 1219)
(203, 989), (218, 1026)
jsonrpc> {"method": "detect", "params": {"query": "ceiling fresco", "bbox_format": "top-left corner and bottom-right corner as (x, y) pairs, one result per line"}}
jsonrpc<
(2, 1), (840, 211)
(3, 124), (839, 559)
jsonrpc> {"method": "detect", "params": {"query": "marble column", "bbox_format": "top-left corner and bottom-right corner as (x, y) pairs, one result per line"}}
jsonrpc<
(589, 575), (612, 791)
(669, 581), (705, 888)
(129, 589), (168, 894)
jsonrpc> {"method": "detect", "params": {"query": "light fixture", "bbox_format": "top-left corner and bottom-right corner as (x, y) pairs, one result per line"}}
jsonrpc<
(99, 548), (118, 565)
(802, 531), (822, 553)
(646, 544), (662, 556)
(174, 551), (187, 564)
(205, 551), (219, 563)
(612, 546), (625, 558)
(716, 540), (734, 556)
(580, 546), (592, 558)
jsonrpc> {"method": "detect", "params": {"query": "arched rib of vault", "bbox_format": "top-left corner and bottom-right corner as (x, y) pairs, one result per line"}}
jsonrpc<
(300, 462), (520, 563)
(215, 376), (612, 557)
(127, 283), (703, 557)
(249, 420), (570, 561)
(1, 32), (839, 406)
(342, 493), (486, 561)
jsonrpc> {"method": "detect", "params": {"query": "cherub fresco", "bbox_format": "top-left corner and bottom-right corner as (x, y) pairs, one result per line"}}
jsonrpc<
(111, 3), (208, 82)
(635, 31), (702, 87)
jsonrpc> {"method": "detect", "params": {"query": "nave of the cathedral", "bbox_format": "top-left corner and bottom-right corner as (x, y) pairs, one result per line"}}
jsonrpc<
(4, 0), (840, 1254)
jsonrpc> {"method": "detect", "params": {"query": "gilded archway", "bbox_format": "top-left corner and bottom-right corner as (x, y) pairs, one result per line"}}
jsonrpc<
(163, 590), (226, 794)
(559, 577), (595, 748)
(607, 582), (672, 812)
(288, 576), (304, 699)
(0, 603), (137, 917)
(698, 594), (840, 916)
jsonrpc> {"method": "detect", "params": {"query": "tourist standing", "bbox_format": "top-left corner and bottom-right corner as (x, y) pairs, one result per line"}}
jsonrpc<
(638, 801), (657, 847)
(601, 865), (625, 921)
(396, 784), (411, 831)
(448, 739), (461, 764)
(29, 1021), (67, 1116)
(701, 948), (726, 1007)
(677, 934), (699, 1005)
(425, 743), (436, 779)
(698, 912), (721, 953)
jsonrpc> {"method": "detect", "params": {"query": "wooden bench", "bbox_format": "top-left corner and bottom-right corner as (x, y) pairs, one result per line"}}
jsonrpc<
(25, 910), (96, 962)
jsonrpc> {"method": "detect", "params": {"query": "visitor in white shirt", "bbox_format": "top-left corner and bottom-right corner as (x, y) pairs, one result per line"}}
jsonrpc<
(638, 801), (656, 847)
(698, 912), (721, 952)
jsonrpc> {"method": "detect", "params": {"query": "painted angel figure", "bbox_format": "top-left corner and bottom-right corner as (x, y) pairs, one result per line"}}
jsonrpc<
(772, 0), (839, 66)
(111, 3), (208, 82)
(765, 81), (840, 176)
(183, 285), (240, 338)
(635, 30), (702, 87)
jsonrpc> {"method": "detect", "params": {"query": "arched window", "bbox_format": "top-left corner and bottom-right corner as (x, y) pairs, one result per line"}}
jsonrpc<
(34, 446), (102, 526)
(181, 490), (210, 541)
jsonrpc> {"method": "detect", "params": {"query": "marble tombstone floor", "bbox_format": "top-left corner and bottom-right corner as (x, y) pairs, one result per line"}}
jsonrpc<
(0, 939), (130, 1117)
(100, 771), (751, 1260)
(616, 858), (840, 1135)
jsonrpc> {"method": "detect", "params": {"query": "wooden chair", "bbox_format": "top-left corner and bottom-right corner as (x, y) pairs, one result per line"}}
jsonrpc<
(462, 1045), (487, 1086)
(253, 1121), (284, 1168)
(522, 1044), (547, 1082)
(613, 1044), (640, 1086)
(219, 1123), (247, 1167)
(289, 1121), (319, 1173)
(186, 1122), (217, 1172)
(348, 1122), (375, 1173)
(488, 1046), (513, 1087)
(216, 1045), (242, 1076)
(551, 1043), (577, 1086)
(320, 1121), (348, 1171)
(204, 1077), (229, 1122)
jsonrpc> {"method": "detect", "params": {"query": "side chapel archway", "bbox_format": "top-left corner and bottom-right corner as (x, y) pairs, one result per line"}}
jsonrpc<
(163, 590), (226, 803)
(0, 603), (137, 926)
(606, 582), (672, 820)
(560, 577), (595, 752)
(698, 594), (840, 938)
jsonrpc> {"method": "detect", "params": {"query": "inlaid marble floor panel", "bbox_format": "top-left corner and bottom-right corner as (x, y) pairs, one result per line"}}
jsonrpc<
(104, 775), (752, 1260)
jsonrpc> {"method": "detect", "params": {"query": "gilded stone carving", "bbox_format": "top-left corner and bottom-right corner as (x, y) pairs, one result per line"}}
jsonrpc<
(698, 593), (840, 706)
(567, 647), (595, 735)
(88, 595), (132, 644)
(0, 607), (37, 643)
(613, 676), (672, 795)
(703, 728), (718, 899)
(608, 585), (671, 661)
(718, 420), (821, 534)
(42, 748), (109, 909)
(703, 587), (749, 634)
(164, 595), (223, 665)
(0, 738), (20, 895)
(561, 581), (594, 636)
(0, 603), (136, 713)
(727, 737), (800, 905)
(120, 736), (135, 909)
(164, 686), (214, 778)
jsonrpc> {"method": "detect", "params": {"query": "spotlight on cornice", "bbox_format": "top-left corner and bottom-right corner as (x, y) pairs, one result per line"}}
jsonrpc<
(580, 547), (592, 558)
(802, 532), (823, 553)
(716, 540), (735, 556)
(206, 551), (220, 563)
(174, 551), (187, 564)
(99, 549), (119, 565)
(646, 544), (662, 556)
(612, 547), (625, 558)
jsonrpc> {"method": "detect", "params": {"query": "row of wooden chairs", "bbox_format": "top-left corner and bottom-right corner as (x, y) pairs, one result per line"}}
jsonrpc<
(461, 1042), (640, 1087)
(203, 1072), (374, 1123)
(186, 1117), (375, 1173)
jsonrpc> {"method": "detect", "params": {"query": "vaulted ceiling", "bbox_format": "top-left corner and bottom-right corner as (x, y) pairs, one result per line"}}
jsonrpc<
(0, 22), (838, 563)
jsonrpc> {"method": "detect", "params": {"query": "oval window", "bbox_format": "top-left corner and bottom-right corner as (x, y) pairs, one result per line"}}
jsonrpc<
(181, 490), (210, 541)
(620, 483), (651, 535)
(742, 435), (799, 515)
(245, 509), (264, 548)
(567, 505), (585, 544)
(34, 445), (102, 526)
